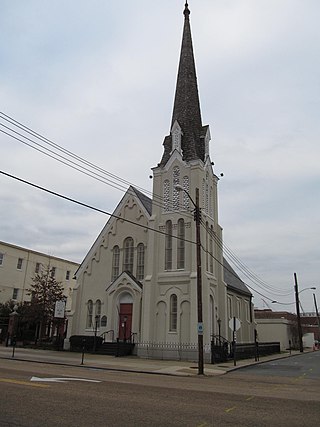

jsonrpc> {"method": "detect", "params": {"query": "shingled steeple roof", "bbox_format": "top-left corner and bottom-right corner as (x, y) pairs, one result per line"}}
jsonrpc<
(160, 2), (206, 166)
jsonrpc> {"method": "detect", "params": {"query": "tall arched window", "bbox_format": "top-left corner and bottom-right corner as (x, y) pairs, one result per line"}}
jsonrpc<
(111, 245), (120, 281)
(205, 221), (209, 272)
(163, 179), (170, 212)
(182, 176), (190, 210)
(172, 167), (180, 211)
(136, 243), (145, 280)
(86, 300), (93, 328)
(165, 220), (172, 270)
(209, 225), (214, 273)
(177, 218), (185, 269)
(170, 294), (178, 332)
(123, 237), (134, 274)
(95, 299), (101, 326)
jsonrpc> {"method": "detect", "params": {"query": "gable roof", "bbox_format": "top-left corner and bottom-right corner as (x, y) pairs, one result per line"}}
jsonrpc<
(223, 258), (252, 297)
(130, 186), (152, 215)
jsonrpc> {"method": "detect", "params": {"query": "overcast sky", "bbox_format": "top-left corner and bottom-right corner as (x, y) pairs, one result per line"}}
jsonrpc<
(1, 0), (319, 312)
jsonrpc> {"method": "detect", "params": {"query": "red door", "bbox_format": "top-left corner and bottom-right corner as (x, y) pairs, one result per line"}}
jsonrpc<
(118, 303), (132, 341)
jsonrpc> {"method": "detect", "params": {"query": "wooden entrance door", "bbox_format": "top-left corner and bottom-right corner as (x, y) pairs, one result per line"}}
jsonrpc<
(118, 303), (132, 342)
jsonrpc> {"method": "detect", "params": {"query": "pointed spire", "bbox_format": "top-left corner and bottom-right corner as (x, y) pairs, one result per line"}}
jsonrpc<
(170, 2), (204, 162)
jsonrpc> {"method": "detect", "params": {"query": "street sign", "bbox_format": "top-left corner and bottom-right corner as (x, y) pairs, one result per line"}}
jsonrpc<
(197, 322), (203, 335)
(54, 300), (66, 319)
(229, 317), (241, 331)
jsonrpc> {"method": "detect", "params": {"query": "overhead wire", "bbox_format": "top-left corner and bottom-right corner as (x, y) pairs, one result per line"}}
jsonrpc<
(0, 170), (197, 247)
(200, 218), (292, 298)
(0, 112), (293, 305)
(0, 112), (166, 210)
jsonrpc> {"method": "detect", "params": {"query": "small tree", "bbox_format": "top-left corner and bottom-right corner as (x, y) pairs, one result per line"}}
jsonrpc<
(26, 265), (64, 341)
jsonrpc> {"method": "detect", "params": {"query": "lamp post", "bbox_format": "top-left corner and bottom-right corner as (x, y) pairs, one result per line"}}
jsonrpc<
(175, 185), (204, 375)
(93, 315), (99, 352)
(123, 315), (127, 342)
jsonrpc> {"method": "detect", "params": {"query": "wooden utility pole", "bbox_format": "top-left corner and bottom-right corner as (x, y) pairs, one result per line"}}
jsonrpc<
(195, 188), (204, 375)
(294, 273), (303, 353)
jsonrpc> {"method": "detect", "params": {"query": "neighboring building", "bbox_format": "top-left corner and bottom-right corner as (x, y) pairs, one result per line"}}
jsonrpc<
(70, 4), (255, 360)
(255, 309), (319, 350)
(0, 240), (79, 311)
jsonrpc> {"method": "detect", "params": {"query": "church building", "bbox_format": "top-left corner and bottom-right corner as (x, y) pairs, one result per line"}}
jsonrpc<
(69, 3), (255, 361)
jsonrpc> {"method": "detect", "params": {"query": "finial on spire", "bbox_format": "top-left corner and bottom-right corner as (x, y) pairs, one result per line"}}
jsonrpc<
(184, 2), (190, 18)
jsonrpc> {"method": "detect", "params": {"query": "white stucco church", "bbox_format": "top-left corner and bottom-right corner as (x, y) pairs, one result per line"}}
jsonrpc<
(68, 3), (255, 361)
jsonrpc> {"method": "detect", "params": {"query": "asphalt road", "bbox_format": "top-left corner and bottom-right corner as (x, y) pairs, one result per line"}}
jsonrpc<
(0, 353), (319, 427)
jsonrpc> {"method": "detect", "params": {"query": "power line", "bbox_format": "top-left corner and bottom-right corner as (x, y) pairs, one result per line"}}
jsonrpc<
(0, 112), (166, 209)
(0, 170), (196, 247)
(200, 219), (292, 298)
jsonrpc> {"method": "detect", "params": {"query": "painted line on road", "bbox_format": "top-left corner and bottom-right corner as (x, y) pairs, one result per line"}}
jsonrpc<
(30, 376), (101, 383)
(225, 406), (237, 413)
(0, 378), (49, 388)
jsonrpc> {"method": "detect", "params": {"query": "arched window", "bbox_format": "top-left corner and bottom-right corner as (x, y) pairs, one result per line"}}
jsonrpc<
(86, 300), (93, 329)
(169, 294), (178, 332)
(163, 179), (170, 212)
(95, 299), (101, 327)
(136, 243), (145, 280)
(172, 167), (180, 211)
(165, 220), (172, 270)
(177, 219), (185, 269)
(205, 221), (209, 272)
(182, 176), (190, 210)
(123, 237), (134, 274)
(111, 245), (120, 281)
(209, 225), (214, 273)
(101, 315), (107, 327)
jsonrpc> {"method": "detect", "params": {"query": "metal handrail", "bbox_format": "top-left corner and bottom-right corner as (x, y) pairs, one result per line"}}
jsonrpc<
(99, 330), (114, 342)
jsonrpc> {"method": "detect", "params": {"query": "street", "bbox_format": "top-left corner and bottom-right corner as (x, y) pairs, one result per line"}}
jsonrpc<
(0, 352), (319, 426)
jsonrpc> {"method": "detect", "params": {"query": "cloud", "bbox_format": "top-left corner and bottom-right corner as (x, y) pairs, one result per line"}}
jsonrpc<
(0, 0), (319, 311)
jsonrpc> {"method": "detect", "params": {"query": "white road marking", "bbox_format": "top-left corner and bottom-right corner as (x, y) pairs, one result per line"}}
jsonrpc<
(30, 376), (101, 383)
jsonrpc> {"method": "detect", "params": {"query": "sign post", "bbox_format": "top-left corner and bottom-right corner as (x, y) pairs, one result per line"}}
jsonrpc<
(229, 317), (241, 366)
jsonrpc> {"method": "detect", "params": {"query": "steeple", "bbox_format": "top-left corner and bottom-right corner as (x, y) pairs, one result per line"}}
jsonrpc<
(160, 2), (208, 166)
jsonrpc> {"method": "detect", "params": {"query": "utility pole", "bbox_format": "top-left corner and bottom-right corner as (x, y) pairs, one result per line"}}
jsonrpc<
(313, 293), (320, 342)
(195, 188), (204, 375)
(294, 273), (303, 353)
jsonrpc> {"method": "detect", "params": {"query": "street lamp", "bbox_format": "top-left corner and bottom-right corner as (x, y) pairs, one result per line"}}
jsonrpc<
(175, 185), (204, 375)
(93, 314), (100, 352)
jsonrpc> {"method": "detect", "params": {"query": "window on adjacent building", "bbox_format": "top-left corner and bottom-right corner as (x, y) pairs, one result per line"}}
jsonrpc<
(123, 238), (134, 274)
(165, 220), (172, 270)
(86, 300), (93, 328)
(111, 245), (120, 281)
(50, 267), (56, 278)
(136, 243), (145, 280)
(177, 219), (185, 269)
(17, 258), (23, 270)
(0, 253), (4, 266)
(66, 270), (70, 280)
(35, 262), (41, 273)
(12, 288), (19, 300)
(169, 294), (178, 332)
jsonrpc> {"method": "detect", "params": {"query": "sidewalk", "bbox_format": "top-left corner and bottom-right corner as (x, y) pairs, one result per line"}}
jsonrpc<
(0, 345), (308, 377)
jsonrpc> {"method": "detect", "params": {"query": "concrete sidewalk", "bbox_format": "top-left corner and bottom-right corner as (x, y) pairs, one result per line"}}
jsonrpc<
(0, 345), (308, 377)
